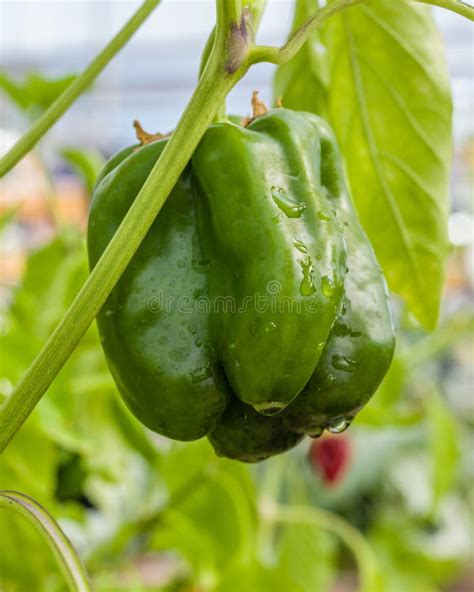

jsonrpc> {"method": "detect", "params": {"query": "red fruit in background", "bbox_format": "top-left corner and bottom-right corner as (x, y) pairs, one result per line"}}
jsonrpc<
(309, 436), (351, 486)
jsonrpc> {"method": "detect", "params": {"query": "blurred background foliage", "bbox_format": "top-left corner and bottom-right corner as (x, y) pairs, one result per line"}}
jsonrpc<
(0, 1), (473, 591)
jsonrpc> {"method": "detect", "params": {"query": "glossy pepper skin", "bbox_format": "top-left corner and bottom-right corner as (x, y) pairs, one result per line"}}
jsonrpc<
(208, 397), (303, 463)
(88, 140), (230, 441)
(192, 109), (346, 414)
(283, 115), (395, 435)
(206, 113), (395, 460)
(87, 107), (395, 462)
(93, 144), (138, 189)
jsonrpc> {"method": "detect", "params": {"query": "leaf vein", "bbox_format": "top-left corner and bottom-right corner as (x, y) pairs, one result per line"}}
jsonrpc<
(356, 55), (446, 165)
(361, 4), (442, 92)
(380, 151), (446, 215)
(342, 12), (426, 296)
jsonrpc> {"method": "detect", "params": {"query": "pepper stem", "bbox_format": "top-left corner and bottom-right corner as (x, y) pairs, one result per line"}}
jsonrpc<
(133, 120), (167, 145)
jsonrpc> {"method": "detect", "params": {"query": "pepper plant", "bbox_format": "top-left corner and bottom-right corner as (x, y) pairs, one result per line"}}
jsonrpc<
(0, 0), (472, 450)
(0, 0), (473, 589)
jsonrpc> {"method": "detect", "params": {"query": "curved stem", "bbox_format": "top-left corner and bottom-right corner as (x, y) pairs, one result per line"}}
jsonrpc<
(198, 1), (269, 79)
(250, 0), (363, 64)
(249, 0), (473, 65)
(0, 0), (161, 178)
(269, 505), (379, 592)
(0, 491), (93, 592)
(0, 0), (250, 452)
(416, 0), (474, 18)
(198, 1), (269, 120)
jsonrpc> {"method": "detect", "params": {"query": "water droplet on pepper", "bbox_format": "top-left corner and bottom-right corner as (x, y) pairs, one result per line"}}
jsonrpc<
(293, 239), (308, 253)
(327, 417), (351, 434)
(272, 186), (306, 218)
(317, 210), (331, 222)
(192, 258), (210, 273)
(300, 257), (316, 296)
(321, 276), (335, 298)
(331, 354), (357, 372)
(254, 401), (286, 415)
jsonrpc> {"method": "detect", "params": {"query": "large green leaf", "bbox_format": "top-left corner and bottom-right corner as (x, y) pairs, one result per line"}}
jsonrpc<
(273, 0), (328, 116)
(324, 1), (452, 329)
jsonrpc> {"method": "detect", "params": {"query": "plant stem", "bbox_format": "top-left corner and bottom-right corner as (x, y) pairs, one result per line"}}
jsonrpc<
(0, 1), (250, 452)
(416, 0), (474, 19)
(0, 0), (161, 177)
(0, 491), (93, 592)
(249, 0), (363, 64)
(249, 0), (473, 65)
(217, 0), (243, 25)
(2, 0), (469, 450)
(198, 1), (268, 120)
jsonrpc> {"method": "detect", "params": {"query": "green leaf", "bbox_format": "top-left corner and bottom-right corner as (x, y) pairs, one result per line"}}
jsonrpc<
(425, 392), (460, 512)
(370, 501), (468, 589)
(8, 229), (87, 342)
(0, 70), (76, 116)
(1, 231), (167, 577)
(274, 0), (328, 116)
(25, 72), (77, 112)
(0, 71), (30, 110)
(0, 414), (56, 501)
(152, 508), (219, 583)
(175, 467), (255, 570)
(0, 405), (60, 590)
(324, 1), (452, 329)
(60, 147), (105, 195)
(275, 522), (335, 592)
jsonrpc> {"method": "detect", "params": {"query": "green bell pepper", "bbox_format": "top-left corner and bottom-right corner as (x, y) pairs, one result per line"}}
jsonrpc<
(87, 106), (395, 461)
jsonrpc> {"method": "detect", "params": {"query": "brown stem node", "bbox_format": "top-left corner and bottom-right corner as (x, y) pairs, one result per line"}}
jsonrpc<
(133, 120), (165, 145)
